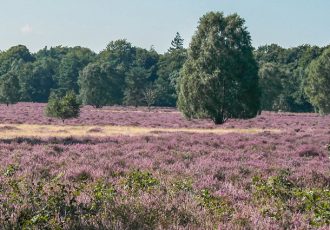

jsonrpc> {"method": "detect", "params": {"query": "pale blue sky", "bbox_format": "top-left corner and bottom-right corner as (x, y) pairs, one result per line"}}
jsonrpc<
(0, 0), (329, 53)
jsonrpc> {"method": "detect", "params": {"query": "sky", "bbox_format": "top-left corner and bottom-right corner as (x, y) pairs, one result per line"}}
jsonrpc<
(0, 0), (329, 54)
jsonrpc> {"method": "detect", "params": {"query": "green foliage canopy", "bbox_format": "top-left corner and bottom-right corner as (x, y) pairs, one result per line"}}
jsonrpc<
(178, 12), (260, 124)
(0, 72), (20, 106)
(79, 62), (120, 108)
(0, 23), (328, 113)
(254, 44), (321, 112)
(305, 48), (330, 114)
(155, 33), (187, 106)
(57, 47), (95, 93)
(45, 91), (81, 122)
(258, 63), (284, 111)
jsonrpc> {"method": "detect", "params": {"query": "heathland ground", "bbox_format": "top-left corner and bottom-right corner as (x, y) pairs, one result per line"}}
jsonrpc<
(0, 103), (329, 229)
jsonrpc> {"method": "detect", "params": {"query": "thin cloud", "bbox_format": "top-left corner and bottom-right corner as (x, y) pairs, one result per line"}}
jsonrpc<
(20, 24), (33, 34)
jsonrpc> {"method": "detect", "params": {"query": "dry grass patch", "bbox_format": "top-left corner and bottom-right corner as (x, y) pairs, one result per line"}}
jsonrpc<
(91, 109), (180, 114)
(0, 124), (281, 139)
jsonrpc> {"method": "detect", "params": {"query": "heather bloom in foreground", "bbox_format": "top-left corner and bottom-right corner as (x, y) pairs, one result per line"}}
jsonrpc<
(0, 103), (329, 228)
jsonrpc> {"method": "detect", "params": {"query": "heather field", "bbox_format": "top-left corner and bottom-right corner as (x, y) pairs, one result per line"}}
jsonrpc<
(0, 103), (330, 229)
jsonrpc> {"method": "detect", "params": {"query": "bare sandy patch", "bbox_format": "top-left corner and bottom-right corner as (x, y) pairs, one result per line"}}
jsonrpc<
(0, 124), (281, 139)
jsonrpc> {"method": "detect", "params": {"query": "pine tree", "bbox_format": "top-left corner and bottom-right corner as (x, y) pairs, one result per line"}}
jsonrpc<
(169, 32), (184, 52)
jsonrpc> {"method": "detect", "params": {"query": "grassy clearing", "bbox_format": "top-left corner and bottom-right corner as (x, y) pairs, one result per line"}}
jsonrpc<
(91, 109), (181, 113)
(0, 124), (280, 139)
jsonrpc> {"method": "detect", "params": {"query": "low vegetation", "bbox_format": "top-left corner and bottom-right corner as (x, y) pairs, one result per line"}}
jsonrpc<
(0, 123), (278, 139)
(0, 9), (329, 229)
(0, 104), (329, 229)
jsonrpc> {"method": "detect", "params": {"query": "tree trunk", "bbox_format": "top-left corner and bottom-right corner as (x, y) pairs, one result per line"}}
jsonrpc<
(213, 114), (225, 125)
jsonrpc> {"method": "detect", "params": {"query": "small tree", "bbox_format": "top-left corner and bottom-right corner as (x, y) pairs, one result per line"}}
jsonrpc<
(46, 91), (81, 123)
(169, 32), (184, 51)
(144, 86), (158, 111)
(0, 72), (20, 106)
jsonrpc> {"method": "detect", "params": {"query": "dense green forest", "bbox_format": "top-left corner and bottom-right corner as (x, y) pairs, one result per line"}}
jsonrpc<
(0, 32), (329, 112)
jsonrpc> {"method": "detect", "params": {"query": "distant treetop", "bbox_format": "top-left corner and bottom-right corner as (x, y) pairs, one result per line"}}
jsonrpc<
(169, 32), (184, 52)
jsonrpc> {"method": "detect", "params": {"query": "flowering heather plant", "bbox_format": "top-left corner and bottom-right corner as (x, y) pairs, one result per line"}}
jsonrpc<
(1, 103), (328, 130)
(0, 103), (329, 228)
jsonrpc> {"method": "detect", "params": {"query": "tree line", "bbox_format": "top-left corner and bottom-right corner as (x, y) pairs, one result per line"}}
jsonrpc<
(0, 12), (329, 122)
(256, 43), (329, 113)
(0, 33), (186, 109)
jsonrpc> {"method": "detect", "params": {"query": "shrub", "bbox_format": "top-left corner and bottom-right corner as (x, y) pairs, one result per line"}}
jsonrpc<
(123, 170), (159, 192)
(45, 91), (81, 123)
(296, 145), (323, 158)
(252, 171), (330, 227)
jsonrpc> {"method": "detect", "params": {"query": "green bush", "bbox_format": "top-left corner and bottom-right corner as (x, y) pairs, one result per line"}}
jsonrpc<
(123, 170), (159, 192)
(0, 167), (235, 229)
(252, 171), (330, 227)
(45, 91), (81, 123)
(196, 189), (233, 219)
